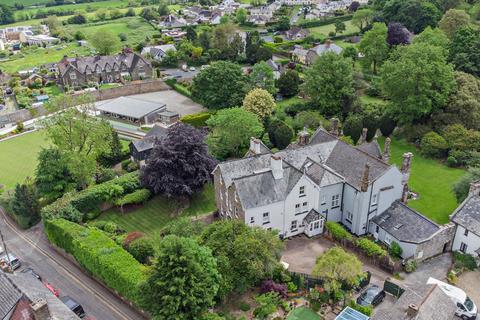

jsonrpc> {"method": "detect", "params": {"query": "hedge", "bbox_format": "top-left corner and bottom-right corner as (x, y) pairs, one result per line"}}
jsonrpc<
(181, 112), (212, 128)
(325, 221), (353, 241)
(297, 15), (353, 29)
(355, 238), (387, 257)
(41, 172), (141, 222)
(115, 188), (151, 207)
(44, 218), (147, 304)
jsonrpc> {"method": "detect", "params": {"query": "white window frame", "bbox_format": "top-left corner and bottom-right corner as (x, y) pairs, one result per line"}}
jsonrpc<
(321, 195), (326, 205)
(295, 203), (300, 214)
(460, 242), (468, 253)
(331, 194), (340, 207)
(464, 229), (469, 237)
(262, 212), (270, 224)
(291, 220), (297, 231)
(385, 234), (392, 245)
(372, 193), (378, 205)
(299, 186), (305, 197)
(346, 211), (353, 222)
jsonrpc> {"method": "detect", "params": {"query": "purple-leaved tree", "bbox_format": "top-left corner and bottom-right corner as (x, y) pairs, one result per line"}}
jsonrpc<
(140, 123), (217, 201)
(387, 22), (411, 46)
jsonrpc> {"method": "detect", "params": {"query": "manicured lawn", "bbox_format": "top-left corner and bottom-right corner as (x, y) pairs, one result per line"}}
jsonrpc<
(95, 184), (216, 236)
(0, 131), (49, 189)
(308, 20), (359, 37)
(379, 137), (465, 224)
(287, 307), (321, 320)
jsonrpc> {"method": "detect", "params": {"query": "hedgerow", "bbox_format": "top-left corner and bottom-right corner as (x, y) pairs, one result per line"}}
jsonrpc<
(115, 188), (151, 207)
(181, 112), (212, 128)
(325, 221), (353, 241)
(355, 238), (387, 257)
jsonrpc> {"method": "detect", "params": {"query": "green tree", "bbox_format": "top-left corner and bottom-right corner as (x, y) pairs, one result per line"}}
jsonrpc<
(90, 30), (120, 55)
(380, 43), (455, 124)
(454, 167), (480, 202)
(250, 61), (277, 95)
(343, 114), (363, 143)
(335, 21), (346, 34)
(0, 4), (15, 25)
(11, 178), (40, 228)
(186, 25), (197, 42)
(35, 148), (75, 202)
(352, 9), (374, 33)
(277, 70), (300, 98)
(449, 27), (480, 77)
(382, 0), (442, 34)
(161, 217), (206, 238)
(359, 22), (389, 74)
(140, 235), (220, 319)
(303, 52), (355, 116)
(236, 8), (248, 25)
(157, 1), (170, 16)
(413, 27), (450, 56)
(95, 8), (108, 20)
(439, 9), (470, 39)
(343, 46), (358, 65)
(200, 220), (284, 298)
(161, 49), (178, 67)
(420, 131), (449, 158)
(243, 88), (276, 120)
(191, 61), (249, 109)
(267, 119), (294, 149)
(206, 108), (263, 159)
(312, 247), (363, 293)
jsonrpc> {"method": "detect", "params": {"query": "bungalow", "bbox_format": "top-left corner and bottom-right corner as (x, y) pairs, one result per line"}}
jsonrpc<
(141, 44), (176, 61)
(96, 96), (166, 125)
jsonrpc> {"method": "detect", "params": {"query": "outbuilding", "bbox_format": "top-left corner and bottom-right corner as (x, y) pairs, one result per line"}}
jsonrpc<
(96, 96), (166, 125)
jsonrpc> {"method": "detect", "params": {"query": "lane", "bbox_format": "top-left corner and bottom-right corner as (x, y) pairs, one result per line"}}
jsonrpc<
(0, 208), (146, 320)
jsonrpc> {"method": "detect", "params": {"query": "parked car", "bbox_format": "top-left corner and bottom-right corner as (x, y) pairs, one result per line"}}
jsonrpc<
(189, 66), (196, 71)
(356, 285), (386, 307)
(44, 282), (59, 297)
(61, 296), (86, 318)
(21, 267), (42, 281)
(428, 278), (478, 320)
(0, 253), (21, 270)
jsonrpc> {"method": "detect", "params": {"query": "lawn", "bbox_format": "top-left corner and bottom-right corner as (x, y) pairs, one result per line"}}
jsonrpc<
(378, 137), (465, 224)
(0, 131), (49, 189)
(287, 307), (321, 320)
(308, 20), (359, 37)
(95, 184), (216, 236)
(0, 43), (91, 73)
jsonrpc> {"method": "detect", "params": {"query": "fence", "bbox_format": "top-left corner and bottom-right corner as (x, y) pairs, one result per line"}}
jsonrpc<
(289, 271), (324, 290)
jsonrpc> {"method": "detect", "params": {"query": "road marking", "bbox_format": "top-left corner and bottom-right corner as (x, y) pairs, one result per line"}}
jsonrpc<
(0, 210), (137, 320)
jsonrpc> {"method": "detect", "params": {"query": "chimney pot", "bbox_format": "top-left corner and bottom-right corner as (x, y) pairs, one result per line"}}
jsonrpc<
(407, 304), (419, 317)
(298, 127), (310, 146)
(401, 152), (413, 203)
(383, 137), (391, 163)
(249, 137), (261, 154)
(361, 162), (370, 192)
(330, 118), (339, 137)
(358, 128), (368, 145)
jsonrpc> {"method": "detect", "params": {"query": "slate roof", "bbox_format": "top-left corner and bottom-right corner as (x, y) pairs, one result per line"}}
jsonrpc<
(0, 272), (22, 319)
(309, 127), (337, 144)
(96, 96), (166, 119)
(141, 44), (176, 57)
(357, 140), (382, 159)
(451, 194), (480, 236)
(372, 200), (440, 244)
(372, 284), (456, 320)
(303, 209), (322, 225)
(131, 124), (168, 153)
(305, 160), (344, 187)
(311, 42), (343, 55)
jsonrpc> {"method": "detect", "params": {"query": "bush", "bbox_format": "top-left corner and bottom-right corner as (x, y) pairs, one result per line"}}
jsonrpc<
(127, 237), (154, 264)
(343, 114), (363, 143)
(349, 301), (372, 316)
(44, 219), (147, 304)
(453, 252), (478, 271)
(355, 238), (387, 257)
(260, 279), (288, 298)
(181, 112), (212, 128)
(238, 301), (251, 312)
(398, 124), (431, 144)
(447, 270), (458, 284)
(404, 260), (417, 273)
(283, 102), (314, 117)
(325, 221), (353, 241)
(253, 292), (281, 319)
(115, 189), (151, 207)
(388, 241), (403, 259)
(267, 119), (293, 150)
(420, 132), (448, 158)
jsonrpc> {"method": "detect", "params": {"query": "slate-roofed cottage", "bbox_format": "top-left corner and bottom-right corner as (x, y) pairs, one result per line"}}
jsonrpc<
(130, 125), (168, 166)
(213, 126), (409, 239)
(450, 180), (480, 258)
(283, 27), (310, 41)
(57, 50), (152, 88)
(141, 44), (176, 61)
(292, 41), (343, 65)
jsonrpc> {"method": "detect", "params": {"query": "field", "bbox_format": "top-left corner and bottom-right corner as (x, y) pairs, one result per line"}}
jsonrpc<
(379, 137), (465, 224)
(15, 0), (131, 18)
(287, 307), (321, 320)
(95, 184), (216, 237)
(0, 131), (49, 189)
(308, 20), (359, 37)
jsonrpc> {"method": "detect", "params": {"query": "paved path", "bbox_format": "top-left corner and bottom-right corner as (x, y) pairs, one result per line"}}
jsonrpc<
(0, 208), (146, 320)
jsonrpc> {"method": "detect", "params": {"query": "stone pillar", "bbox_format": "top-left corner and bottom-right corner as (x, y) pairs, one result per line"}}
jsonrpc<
(358, 128), (368, 145)
(249, 137), (261, 154)
(401, 152), (413, 203)
(330, 118), (339, 137)
(469, 180), (480, 197)
(383, 137), (391, 163)
(298, 127), (310, 146)
(361, 163), (370, 192)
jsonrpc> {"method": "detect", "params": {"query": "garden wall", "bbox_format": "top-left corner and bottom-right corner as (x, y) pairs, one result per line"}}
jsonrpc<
(75, 79), (170, 101)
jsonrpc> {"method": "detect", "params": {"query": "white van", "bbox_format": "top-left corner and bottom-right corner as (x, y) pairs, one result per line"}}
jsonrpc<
(427, 277), (477, 320)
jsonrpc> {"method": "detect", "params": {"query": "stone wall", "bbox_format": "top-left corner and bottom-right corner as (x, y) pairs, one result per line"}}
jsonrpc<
(75, 79), (170, 101)
(415, 223), (456, 261)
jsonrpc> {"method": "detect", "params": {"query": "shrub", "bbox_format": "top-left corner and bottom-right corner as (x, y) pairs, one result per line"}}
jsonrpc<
(343, 114), (363, 143)
(453, 252), (478, 271)
(267, 119), (293, 150)
(260, 279), (288, 298)
(404, 260), (417, 273)
(253, 292), (281, 319)
(325, 221), (353, 241)
(447, 270), (458, 284)
(389, 241), (403, 259)
(356, 238), (387, 257)
(127, 237), (154, 264)
(420, 132), (448, 158)
(287, 281), (298, 293)
(115, 189), (151, 207)
(349, 301), (372, 316)
(238, 301), (251, 312)
(181, 112), (212, 128)
(44, 219), (147, 304)
(283, 102), (314, 117)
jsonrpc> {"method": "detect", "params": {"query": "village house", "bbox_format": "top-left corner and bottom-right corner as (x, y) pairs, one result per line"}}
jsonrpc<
(57, 50), (152, 88)
(141, 44), (176, 61)
(283, 27), (310, 41)
(450, 181), (480, 258)
(292, 41), (343, 65)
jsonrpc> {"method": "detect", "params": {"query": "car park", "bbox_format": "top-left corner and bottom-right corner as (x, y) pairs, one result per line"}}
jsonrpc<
(356, 285), (386, 307)
(21, 267), (42, 281)
(61, 296), (86, 318)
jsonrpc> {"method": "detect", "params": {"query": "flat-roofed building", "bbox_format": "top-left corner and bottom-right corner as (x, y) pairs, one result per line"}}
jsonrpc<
(96, 96), (166, 125)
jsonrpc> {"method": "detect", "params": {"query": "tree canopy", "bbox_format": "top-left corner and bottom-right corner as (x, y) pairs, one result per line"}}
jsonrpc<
(382, 0), (442, 34)
(359, 22), (389, 74)
(90, 30), (120, 55)
(438, 9), (470, 39)
(387, 22), (411, 46)
(352, 9), (375, 33)
(140, 123), (217, 199)
(249, 61), (277, 95)
(449, 27), (480, 77)
(243, 88), (276, 120)
(277, 69), (300, 98)
(413, 27), (450, 55)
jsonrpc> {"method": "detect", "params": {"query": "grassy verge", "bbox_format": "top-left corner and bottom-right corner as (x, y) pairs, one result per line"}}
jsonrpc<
(0, 130), (49, 189)
(95, 184), (216, 236)
(379, 137), (465, 224)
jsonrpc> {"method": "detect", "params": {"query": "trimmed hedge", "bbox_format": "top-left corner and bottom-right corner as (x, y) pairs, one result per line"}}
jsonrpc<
(41, 172), (141, 222)
(298, 15), (353, 29)
(181, 112), (212, 128)
(325, 221), (353, 241)
(356, 238), (387, 257)
(44, 218), (147, 304)
(115, 189), (151, 207)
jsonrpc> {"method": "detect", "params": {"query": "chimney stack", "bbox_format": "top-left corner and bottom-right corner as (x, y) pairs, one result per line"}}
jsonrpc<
(407, 304), (419, 318)
(298, 127), (310, 146)
(358, 128), (368, 145)
(401, 152), (413, 203)
(31, 299), (51, 320)
(270, 155), (283, 180)
(383, 137), (391, 163)
(469, 180), (480, 197)
(330, 118), (339, 137)
(249, 137), (261, 155)
(361, 163), (370, 192)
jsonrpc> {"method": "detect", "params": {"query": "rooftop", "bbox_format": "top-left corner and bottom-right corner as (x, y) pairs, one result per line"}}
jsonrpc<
(451, 194), (480, 236)
(96, 96), (166, 119)
(131, 124), (168, 152)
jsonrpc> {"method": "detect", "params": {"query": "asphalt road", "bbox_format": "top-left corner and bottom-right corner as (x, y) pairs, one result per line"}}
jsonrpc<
(0, 208), (146, 320)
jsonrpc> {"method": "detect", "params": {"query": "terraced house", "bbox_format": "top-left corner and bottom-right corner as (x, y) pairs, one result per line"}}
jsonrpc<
(57, 50), (152, 88)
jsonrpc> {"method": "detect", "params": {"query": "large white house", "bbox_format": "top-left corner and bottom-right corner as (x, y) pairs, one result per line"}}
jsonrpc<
(450, 181), (480, 258)
(213, 126), (411, 239)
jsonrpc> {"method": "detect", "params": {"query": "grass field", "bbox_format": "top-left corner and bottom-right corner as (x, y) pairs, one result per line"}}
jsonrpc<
(15, 0), (130, 18)
(0, 131), (48, 189)
(287, 307), (321, 320)
(95, 184), (216, 237)
(379, 137), (465, 224)
(308, 20), (359, 37)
